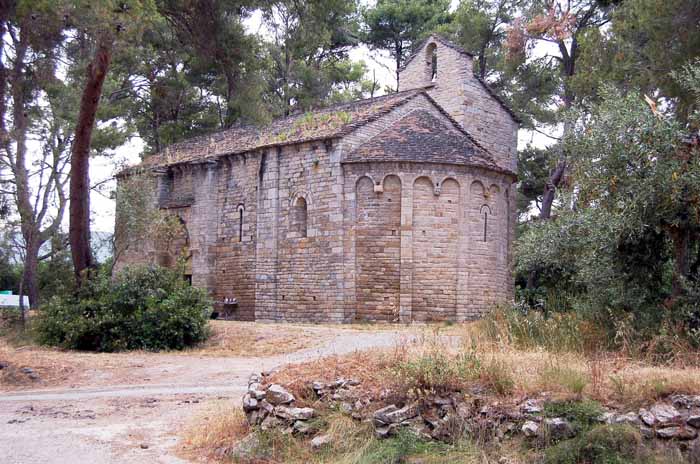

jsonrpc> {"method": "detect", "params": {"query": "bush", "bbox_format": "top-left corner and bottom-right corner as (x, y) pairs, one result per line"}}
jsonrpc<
(543, 400), (603, 432)
(543, 424), (650, 464)
(35, 265), (211, 352)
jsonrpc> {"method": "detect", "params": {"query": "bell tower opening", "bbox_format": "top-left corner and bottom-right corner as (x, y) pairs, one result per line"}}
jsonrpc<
(426, 42), (437, 82)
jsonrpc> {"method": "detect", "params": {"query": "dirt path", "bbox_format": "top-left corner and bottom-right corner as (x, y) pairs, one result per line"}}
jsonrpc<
(0, 327), (410, 464)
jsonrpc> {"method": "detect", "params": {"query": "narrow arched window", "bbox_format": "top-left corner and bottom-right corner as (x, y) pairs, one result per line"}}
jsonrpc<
(480, 204), (492, 242)
(292, 197), (308, 238)
(426, 42), (437, 82)
(237, 205), (245, 242)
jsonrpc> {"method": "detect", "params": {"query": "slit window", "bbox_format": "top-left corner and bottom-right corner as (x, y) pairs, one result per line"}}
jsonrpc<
(237, 205), (245, 242)
(480, 204), (492, 242)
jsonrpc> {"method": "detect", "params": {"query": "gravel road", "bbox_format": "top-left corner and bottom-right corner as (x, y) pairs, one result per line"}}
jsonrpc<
(0, 327), (409, 464)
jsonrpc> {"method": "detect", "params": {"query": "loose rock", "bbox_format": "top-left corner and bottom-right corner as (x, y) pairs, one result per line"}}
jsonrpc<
(242, 394), (258, 412)
(522, 420), (539, 438)
(649, 404), (681, 425)
(613, 412), (641, 426)
(265, 384), (295, 405)
(687, 415), (700, 428)
(311, 434), (331, 449)
(373, 405), (399, 426)
(274, 406), (315, 422)
(260, 415), (283, 430)
(293, 420), (313, 434)
(543, 418), (576, 440)
(521, 400), (542, 415)
(382, 403), (419, 424)
(230, 433), (262, 460)
(656, 426), (698, 440)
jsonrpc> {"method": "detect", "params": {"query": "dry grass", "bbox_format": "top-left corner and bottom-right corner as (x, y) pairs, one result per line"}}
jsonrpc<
(264, 323), (700, 411)
(266, 347), (402, 406)
(180, 400), (250, 462)
(178, 321), (700, 463)
(181, 320), (325, 357)
(0, 335), (83, 390)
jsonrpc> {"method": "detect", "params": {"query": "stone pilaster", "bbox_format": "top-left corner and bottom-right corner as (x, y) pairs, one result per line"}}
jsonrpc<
(254, 148), (280, 321)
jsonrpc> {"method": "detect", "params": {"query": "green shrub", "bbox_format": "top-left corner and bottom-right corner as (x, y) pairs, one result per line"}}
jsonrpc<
(543, 399), (603, 432)
(543, 424), (651, 464)
(35, 265), (211, 352)
(359, 429), (453, 464)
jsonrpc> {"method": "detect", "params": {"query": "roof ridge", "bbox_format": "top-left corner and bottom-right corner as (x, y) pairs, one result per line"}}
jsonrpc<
(158, 88), (429, 158)
(420, 92), (495, 163)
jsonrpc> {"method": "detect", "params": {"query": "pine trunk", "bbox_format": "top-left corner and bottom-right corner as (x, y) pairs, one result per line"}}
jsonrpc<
(69, 37), (113, 285)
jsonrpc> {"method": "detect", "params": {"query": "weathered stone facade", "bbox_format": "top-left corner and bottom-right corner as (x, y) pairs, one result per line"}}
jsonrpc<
(115, 35), (519, 322)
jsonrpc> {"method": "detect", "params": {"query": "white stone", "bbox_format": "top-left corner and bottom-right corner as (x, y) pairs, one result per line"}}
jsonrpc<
(522, 420), (539, 437)
(311, 434), (332, 449)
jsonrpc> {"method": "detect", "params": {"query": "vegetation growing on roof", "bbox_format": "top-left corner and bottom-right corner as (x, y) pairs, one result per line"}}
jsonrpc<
(265, 111), (354, 145)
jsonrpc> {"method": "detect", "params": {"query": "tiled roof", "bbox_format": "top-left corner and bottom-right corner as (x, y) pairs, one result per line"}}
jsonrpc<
(134, 89), (426, 171)
(344, 108), (507, 173)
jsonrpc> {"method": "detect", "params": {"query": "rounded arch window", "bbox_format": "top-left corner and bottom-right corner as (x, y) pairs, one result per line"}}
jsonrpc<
(291, 197), (308, 238)
(426, 42), (437, 82)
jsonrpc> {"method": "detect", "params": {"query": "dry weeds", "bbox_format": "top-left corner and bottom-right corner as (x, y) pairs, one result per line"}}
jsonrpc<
(180, 400), (250, 462)
(264, 323), (700, 411)
(181, 320), (324, 357)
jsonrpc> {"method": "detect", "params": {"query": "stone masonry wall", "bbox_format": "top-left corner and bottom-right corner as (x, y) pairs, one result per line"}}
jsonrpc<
(114, 165), (218, 296)
(115, 36), (518, 323)
(214, 154), (259, 320)
(412, 176), (459, 322)
(342, 162), (512, 322)
(355, 175), (402, 321)
(274, 142), (345, 323)
(399, 36), (519, 173)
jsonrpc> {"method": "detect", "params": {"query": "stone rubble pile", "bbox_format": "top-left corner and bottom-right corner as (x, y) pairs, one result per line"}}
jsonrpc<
(243, 374), (316, 434)
(242, 374), (700, 456)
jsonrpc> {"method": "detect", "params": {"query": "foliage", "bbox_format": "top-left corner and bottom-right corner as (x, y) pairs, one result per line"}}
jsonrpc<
(113, 171), (187, 265)
(539, 362), (589, 396)
(479, 357), (514, 395)
(543, 399), (603, 432)
(357, 428), (455, 464)
(362, 0), (451, 88)
(543, 424), (650, 464)
(35, 265), (211, 352)
(261, 0), (371, 117)
(515, 77), (700, 350)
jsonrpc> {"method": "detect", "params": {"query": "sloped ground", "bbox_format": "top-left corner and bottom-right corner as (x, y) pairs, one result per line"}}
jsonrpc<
(0, 321), (413, 464)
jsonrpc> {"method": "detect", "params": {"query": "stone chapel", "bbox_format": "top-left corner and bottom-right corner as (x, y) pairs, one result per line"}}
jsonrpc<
(114, 34), (520, 323)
